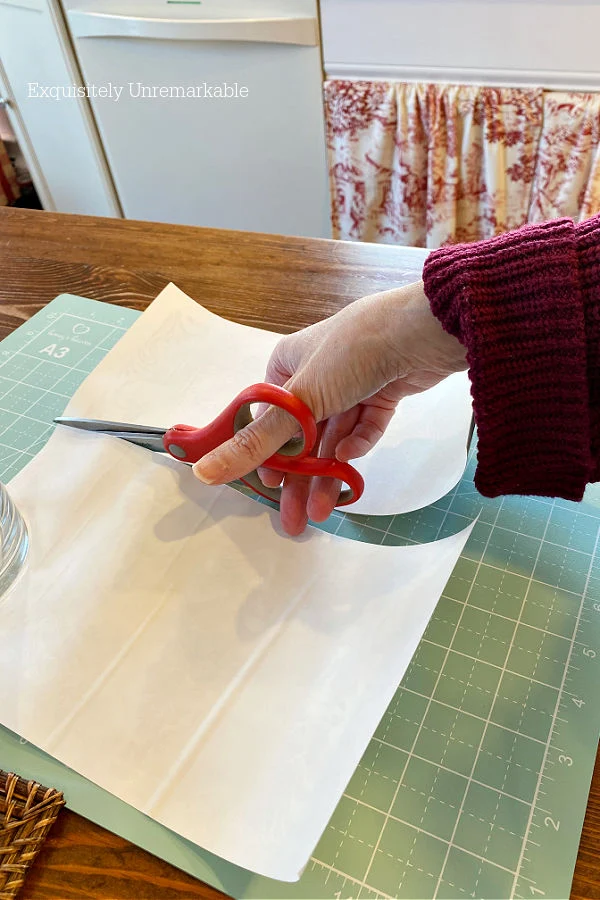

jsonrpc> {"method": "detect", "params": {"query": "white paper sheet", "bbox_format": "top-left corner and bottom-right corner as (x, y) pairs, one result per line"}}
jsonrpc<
(0, 286), (475, 880)
(58, 283), (470, 515)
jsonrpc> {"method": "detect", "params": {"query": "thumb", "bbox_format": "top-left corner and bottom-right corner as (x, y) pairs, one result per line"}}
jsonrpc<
(192, 404), (302, 485)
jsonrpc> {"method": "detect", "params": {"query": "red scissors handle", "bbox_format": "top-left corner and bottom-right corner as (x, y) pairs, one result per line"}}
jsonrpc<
(241, 457), (364, 508)
(162, 383), (318, 463)
(162, 383), (364, 507)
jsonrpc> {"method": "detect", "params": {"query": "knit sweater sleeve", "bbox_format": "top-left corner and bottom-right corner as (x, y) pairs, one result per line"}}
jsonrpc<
(422, 214), (600, 501)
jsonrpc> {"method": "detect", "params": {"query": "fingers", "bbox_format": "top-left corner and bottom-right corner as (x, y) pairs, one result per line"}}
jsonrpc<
(255, 403), (286, 489)
(306, 403), (398, 523)
(270, 416), (352, 532)
(257, 468), (284, 489)
(257, 419), (323, 490)
(307, 408), (359, 522)
(279, 472), (310, 535)
(192, 403), (300, 485)
(192, 338), (302, 486)
(335, 403), (398, 461)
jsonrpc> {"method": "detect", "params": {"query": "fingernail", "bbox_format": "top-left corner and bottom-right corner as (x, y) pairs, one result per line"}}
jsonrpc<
(192, 454), (228, 485)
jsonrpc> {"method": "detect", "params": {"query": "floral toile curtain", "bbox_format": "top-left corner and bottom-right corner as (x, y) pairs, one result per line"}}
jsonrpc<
(324, 81), (600, 248)
(0, 137), (19, 207)
(528, 91), (600, 224)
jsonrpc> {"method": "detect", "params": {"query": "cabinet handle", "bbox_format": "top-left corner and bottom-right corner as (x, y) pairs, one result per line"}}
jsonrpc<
(67, 11), (318, 46)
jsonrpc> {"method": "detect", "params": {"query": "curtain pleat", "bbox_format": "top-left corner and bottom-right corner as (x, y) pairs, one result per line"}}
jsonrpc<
(528, 91), (600, 224)
(325, 81), (600, 248)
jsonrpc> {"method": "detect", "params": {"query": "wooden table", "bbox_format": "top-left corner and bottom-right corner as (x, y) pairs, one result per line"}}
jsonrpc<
(0, 207), (598, 900)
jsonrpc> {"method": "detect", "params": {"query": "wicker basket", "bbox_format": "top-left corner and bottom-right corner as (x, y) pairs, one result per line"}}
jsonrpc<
(0, 769), (64, 899)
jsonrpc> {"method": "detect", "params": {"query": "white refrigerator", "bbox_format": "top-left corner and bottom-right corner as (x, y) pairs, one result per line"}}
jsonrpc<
(61, 0), (331, 237)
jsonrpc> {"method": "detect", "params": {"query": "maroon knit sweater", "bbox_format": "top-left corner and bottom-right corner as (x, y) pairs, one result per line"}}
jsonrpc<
(422, 213), (600, 501)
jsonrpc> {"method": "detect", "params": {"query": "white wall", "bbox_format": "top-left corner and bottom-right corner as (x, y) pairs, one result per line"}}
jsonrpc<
(321, 0), (600, 89)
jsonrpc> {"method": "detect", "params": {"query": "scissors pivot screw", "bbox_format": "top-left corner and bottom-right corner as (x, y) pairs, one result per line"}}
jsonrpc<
(168, 443), (187, 459)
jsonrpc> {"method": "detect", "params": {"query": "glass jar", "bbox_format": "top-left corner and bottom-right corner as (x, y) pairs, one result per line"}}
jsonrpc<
(0, 484), (28, 596)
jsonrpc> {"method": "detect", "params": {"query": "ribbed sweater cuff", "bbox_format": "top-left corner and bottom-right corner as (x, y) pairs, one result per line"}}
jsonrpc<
(576, 214), (600, 482)
(423, 219), (594, 501)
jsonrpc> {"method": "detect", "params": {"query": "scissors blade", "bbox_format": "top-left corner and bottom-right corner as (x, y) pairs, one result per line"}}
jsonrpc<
(103, 433), (167, 453)
(54, 417), (167, 435)
(54, 417), (167, 453)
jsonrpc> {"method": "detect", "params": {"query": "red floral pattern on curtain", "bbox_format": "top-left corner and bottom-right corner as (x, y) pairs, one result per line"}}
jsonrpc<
(528, 91), (600, 224)
(0, 138), (19, 207)
(325, 81), (600, 248)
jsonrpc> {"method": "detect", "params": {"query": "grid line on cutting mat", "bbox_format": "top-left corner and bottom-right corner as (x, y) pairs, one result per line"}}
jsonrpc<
(0, 294), (597, 900)
(359, 496), (509, 896)
(434, 496), (557, 896)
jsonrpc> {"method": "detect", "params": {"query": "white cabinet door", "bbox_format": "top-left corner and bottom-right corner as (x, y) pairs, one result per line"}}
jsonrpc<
(64, 0), (330, 237)
(0, 0), (120, 214)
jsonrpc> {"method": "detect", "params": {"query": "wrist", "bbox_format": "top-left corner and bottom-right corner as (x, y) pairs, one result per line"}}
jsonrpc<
(377, 281), (467, 381)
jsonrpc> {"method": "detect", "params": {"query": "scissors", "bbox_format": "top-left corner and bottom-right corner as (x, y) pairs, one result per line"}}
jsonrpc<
(54, 383), (364, 508)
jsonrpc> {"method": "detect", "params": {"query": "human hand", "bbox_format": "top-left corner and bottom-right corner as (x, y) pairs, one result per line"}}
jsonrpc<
(193, 281), (467, 535)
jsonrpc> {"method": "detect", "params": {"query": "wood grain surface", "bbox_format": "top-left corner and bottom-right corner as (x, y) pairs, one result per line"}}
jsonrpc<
(0, 207), (598, 900)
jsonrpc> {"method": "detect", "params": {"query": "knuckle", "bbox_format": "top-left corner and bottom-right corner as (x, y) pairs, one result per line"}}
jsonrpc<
(364, 421), (385, 443)
(231, 425), (265, 462)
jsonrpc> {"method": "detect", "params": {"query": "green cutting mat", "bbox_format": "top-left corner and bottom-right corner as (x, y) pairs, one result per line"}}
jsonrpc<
(1, 293), (599, 900)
